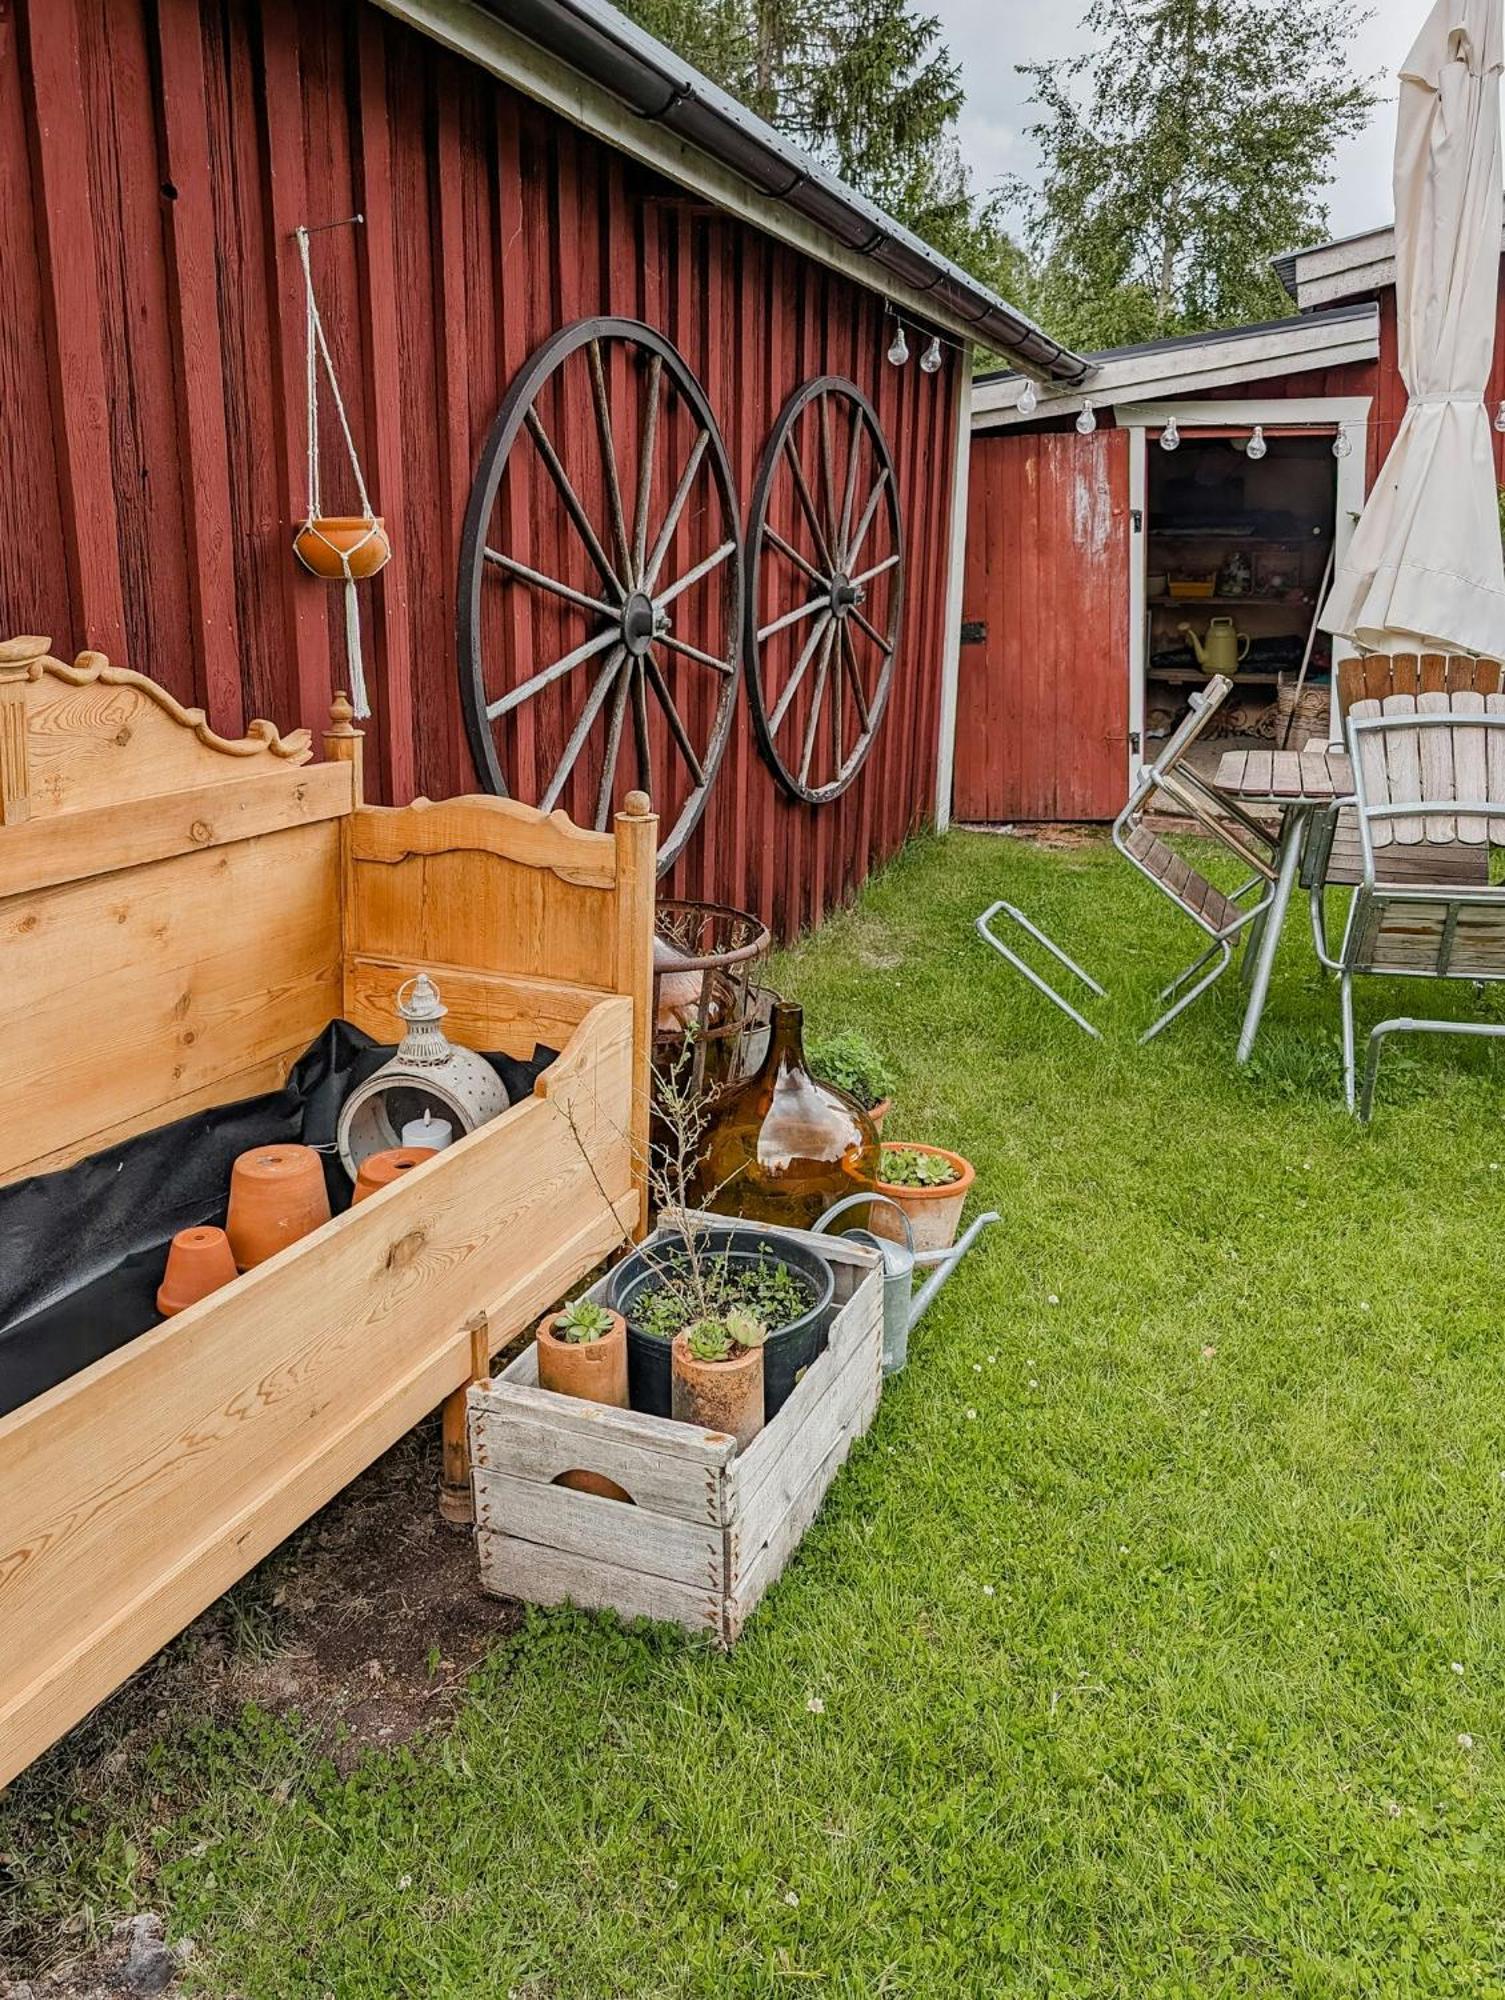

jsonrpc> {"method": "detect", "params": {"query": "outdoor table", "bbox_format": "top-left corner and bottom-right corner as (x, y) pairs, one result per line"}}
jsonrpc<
(1213, 744), (1352, 1062)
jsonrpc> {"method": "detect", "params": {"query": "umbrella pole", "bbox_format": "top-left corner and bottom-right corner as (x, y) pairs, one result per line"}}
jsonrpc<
(1280, 540), (1337, 749)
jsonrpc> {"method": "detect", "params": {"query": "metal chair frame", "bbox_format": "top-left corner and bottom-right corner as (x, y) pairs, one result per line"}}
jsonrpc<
(1111, 678), (1280, 1042)
(1309, 707), (1505, 1119)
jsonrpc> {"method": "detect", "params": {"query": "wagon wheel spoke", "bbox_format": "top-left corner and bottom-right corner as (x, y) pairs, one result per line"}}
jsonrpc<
(768, 611), (833, 736)
(829, 619), (845, 764)
(632, 354), (663, 582)
(759, 595), (827, 643)
(523, 408), (625, 600)
(486, 624), (620, 720)
(644, 429), (710, 592)
(645, 651), (705, 785)
(839, 620), (872, 731)
(656, 539), (736, 611)
(837, 404), (863, 560)
(818, 395), (839, 551)
(782, 434), (833, 571)
(631, 659), (653, 797)
(764, 524), (827, 590)
(595, 663), (633, 831)
(656, 631), (735, 675)
(851, 607), (894, 656)
(850, 551), (901, 590)
(481, 547), (617, 621)
(798, 621), (838, 788)
(588, 340), (634, 582)
(845, 465), (892, 570)
(539, 646), (627, 813)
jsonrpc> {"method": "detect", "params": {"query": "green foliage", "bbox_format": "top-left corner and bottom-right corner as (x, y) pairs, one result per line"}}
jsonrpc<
(685, 1309), (768, 1361)
(1006, 0), (1379, 349)
(879, 1142), (961, 1187)
(553, 1297), (617, 1344)
(616, 0), (1022, 288)
(807, 1027), (895, 1111)
(632, 1248), (814, 1342)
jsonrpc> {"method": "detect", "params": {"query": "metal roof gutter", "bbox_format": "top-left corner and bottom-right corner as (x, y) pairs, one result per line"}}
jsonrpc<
(472, 0), (1091, 385)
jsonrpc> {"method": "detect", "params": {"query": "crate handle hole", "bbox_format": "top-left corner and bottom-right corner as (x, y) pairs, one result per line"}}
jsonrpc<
(552, 1469), (636, 1505)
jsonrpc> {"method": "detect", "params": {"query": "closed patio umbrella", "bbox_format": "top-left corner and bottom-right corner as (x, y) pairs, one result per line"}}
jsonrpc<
(1320, 0), (1505, 655)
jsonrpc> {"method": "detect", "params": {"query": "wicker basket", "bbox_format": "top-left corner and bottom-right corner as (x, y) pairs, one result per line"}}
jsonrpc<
(1276, 672), (1330, 749)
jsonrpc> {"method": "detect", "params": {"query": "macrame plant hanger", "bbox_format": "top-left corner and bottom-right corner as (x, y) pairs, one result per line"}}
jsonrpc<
(292, 217), (389, 721)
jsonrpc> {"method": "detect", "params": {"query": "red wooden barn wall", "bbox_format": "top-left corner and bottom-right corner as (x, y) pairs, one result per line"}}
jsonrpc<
(0, 0), (960, 940)
(956, 270), (1505, 823)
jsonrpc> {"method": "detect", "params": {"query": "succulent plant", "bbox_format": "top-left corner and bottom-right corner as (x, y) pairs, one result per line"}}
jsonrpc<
(685, 1309), (768, 1362)
(880, 1145), (962, 1189)
(555, 1297), (617, 1343)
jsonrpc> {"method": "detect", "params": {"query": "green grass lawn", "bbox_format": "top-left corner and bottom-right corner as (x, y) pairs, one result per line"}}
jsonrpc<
(8, 827), (1505, 1997)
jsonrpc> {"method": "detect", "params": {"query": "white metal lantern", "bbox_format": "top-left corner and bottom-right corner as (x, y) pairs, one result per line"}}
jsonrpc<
(336, 972), (509, 1179)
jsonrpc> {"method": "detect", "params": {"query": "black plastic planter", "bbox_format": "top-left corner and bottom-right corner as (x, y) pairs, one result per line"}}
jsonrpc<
(607, 1222), (836, 1421)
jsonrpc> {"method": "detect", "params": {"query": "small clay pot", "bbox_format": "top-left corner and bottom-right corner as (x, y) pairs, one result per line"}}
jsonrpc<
(226, 1143), (332, 1269)
(867, 1096), (893, 1135)
(352, 1145), (437, 1204)
(157, 1225), (238, 1318)
(538, 1307), (631, 1501)
(293, 516), (391, 582)
(670, 1336), (764, 1452)
(870, 1144), (976, 1254)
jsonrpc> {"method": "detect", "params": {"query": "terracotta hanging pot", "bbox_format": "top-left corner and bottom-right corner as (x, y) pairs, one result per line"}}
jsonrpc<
(226, 1144), (332, 1269)
(670, 1336), (765, 1452)
(293, 516), (391, 582)
(537, 1305), (631, 1501)
(869, 1143), (975, 1254)
(157, 1225), (238, 1318)
(352, 1144), (437, 1204)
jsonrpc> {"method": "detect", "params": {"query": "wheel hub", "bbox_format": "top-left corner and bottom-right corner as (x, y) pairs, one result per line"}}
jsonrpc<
(829, 572), (864, 617)
(622, 591), (665, 657)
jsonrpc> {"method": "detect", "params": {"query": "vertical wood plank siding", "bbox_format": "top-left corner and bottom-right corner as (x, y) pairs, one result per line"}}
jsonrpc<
(0, 0), (958, 939)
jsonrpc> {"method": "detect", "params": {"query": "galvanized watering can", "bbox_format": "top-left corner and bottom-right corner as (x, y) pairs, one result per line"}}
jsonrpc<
(813, 1194), (998, 1374)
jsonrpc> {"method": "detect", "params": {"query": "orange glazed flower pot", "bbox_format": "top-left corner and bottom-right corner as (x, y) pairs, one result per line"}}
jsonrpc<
(352, 1145), (437, 1203)
(293, 516), (391, 582)
(537, 1308), (631, 1501)
(670, 1337), (765, 1453)
(157, 1225), (238, 1318)
(226, 1144), (332, 1270)
(869, 1144), (975, 1254)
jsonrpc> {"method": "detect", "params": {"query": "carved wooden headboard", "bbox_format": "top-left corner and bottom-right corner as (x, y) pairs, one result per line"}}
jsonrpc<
(0, 638), (353, 1183)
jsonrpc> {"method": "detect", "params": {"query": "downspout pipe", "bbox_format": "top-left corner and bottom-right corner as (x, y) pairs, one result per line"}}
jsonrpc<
(479, 0), (1093, 386)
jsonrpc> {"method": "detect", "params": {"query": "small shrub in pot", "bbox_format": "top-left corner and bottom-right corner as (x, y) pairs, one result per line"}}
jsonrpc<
(806, 1029), (896, 1130)
(871, 1142), (976, 1254)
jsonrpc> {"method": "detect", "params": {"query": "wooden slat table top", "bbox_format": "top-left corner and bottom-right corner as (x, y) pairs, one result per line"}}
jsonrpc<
(1214, 745), (1352, 804)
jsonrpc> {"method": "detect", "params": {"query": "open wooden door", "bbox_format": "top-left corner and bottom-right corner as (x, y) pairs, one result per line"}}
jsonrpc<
(953, 429), (1131, 821)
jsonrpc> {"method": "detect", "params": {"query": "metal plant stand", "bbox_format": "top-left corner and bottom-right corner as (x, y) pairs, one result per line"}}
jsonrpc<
(457, 318), (744, 872)
(744, 377), (903, 803)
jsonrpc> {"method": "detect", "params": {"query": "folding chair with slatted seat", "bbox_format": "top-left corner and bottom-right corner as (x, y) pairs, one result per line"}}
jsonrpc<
(1111, 675), (1281, 1041)
(1310, 686), (1505, 1118)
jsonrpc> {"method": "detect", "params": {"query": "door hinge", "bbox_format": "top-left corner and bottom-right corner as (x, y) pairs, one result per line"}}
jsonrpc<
(1129, 730), (1141, 754)
(1130, 508), (1143, 532)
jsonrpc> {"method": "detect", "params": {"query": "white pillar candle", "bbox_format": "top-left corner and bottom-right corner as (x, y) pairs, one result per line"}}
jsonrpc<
(401, 1110), (454, 1151)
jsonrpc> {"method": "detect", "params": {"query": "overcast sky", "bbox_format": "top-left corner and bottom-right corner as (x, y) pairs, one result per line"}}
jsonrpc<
(940, 0), (1437, 245)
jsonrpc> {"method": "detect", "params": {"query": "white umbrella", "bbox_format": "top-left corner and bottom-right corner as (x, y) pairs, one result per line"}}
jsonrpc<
(1320, 0), (1505, 656)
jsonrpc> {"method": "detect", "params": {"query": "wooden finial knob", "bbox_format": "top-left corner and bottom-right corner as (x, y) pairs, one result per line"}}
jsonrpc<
(622, 790), (652, 817)
(326, 690), (362, 736)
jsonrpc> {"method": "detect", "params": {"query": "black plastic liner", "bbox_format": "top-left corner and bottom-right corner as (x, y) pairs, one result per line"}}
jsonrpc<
(0, 1021), (556, 1420)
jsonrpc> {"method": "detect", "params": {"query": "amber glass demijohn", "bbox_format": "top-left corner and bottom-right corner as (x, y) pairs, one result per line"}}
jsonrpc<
(697, 1000), (879, 1230)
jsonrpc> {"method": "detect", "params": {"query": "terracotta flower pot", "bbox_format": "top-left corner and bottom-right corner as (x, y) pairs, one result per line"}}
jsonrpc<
(293, 516), (391, 582)
(157, 1225), (238, 1318)
(537, 1307), (631, 1501)
(352, 1144), (437, 1204)
(670, 1336), (764, 1452)
(869, 1144), (976, 1254)
(867, 1096), (893, 1134)
(226, 1143), (332, 1269)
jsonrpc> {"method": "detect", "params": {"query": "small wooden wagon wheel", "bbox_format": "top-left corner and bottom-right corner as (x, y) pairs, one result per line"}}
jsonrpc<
(458, 318), (744, 872)
(745, 377), (903, 804)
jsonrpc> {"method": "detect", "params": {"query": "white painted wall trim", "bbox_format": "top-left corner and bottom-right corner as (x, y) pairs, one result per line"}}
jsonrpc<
(934, 347), (974, 832)
(369, 0), (989, 346)
(1126, 425), (1147, 793)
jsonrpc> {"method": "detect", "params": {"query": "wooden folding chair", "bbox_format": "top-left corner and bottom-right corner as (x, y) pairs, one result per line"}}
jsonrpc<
(1112, 676), (1280, 1041)
(1311, 685), (1505, 1117)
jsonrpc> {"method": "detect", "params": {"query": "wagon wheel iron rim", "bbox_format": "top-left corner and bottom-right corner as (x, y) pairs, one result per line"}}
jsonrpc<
(744, 375), (903, 805)
(457, 317), (745, 873)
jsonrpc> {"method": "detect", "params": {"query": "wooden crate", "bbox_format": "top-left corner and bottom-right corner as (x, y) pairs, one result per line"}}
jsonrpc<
(470, 1222), (884, 1645)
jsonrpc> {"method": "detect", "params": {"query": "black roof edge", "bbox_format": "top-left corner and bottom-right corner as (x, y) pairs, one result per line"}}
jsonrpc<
(472, 0), (1092, 385)
(973, 300), (1377, 387)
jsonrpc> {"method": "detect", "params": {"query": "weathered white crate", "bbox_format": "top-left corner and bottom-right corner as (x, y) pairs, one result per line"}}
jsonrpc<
(469, 1217), (884, 1645)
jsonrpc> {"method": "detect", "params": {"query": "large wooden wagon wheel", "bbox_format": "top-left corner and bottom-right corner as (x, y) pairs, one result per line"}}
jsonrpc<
(745, 377), (903, 805)
(458, 318), (744, 872)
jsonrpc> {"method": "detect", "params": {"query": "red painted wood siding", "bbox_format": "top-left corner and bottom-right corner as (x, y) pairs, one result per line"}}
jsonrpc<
(0, 0), (959, 941)
(954, 429), (1130, 821)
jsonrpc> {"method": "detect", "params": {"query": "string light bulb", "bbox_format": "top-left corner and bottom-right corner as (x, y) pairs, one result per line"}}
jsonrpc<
(1332, 424), (1352, 459)
(887, 320), (910, 367)
(1159, 416), (1180, 452)
(1017, 378), (1038, 417)
(1075, 401), (1097, 435)
(920, 335), (943, 374)
(1245, 424), (1267, 461)
(1494, 401), (1505, 433)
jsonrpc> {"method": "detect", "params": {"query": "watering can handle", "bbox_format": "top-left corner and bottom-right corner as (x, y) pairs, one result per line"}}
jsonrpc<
(1237, 632), (1251, 660)
(813, 1191), (914, 1254)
